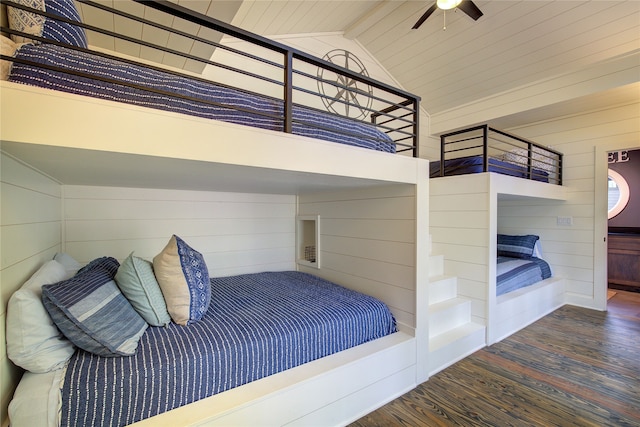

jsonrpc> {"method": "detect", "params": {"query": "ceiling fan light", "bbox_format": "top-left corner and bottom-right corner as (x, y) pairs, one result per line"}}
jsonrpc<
(437, 0), (462, 10)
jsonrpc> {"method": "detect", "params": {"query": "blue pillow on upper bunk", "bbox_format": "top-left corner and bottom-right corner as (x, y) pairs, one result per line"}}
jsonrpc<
(497, 234), (539, 259)
(7, 0), (88, 48)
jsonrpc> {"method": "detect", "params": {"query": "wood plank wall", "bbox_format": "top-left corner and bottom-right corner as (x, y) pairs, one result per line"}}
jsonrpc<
(62, 185), (297, 277)
(505, 100), (640, 309)
(430, 174), (491, 325)
(0, 152), (63, 426)
(297, 185), (418, 329)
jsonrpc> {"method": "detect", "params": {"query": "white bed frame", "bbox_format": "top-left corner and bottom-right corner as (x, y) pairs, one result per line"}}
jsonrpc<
(1, 81), (431, 426)
(430, 171), (568, 347)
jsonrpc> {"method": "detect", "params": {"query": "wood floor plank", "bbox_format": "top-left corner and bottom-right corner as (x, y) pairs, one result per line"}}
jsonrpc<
(349, 291), (640, 426)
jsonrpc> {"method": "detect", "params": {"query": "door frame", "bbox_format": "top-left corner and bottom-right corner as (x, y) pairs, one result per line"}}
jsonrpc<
(594, 142), (640, 310)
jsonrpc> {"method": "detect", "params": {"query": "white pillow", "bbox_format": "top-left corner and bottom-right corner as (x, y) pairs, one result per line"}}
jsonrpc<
(53, 252), (82, 278)
(6, 260), (76, 373)
(8, 369), (63, 427)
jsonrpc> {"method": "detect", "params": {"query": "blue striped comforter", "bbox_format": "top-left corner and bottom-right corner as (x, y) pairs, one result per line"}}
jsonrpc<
(496, 256), (552, 296)
(59, 271), (397, 426)
(8, 43), (395, 153)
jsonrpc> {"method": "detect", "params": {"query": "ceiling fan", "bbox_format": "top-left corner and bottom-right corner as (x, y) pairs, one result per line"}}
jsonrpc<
(412, 0), (483, 30)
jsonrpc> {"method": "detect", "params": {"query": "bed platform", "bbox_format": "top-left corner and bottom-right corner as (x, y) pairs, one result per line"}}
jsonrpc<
(430, 125), (563, 185)
(9, 270), (414, 427)
(430, 171), (568, 349)
(0, 1), (427, 426)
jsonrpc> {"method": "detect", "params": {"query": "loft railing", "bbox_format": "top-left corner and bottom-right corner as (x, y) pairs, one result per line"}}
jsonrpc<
(438, 125), (563, 185)
(1, 0), (420, 156)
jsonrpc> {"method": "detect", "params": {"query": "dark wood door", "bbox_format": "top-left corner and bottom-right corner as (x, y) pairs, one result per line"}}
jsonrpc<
(608, 233), (640, 291)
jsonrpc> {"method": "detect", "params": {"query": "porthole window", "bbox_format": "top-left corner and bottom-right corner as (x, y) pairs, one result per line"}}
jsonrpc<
(608, 169), (630, 219)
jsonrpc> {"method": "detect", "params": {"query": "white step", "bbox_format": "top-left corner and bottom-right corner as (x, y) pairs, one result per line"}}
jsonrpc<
(428, 322), (486, 376)
(428, 297), (471, 338)
(428, 254), (444, 278)
(428, 275), (457, 305)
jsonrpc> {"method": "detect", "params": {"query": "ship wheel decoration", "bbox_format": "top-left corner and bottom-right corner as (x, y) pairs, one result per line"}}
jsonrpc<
(317, 49), (373, 120)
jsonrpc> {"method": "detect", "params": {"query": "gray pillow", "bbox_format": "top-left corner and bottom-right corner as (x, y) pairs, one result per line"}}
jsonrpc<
(115, 253), (171, 327)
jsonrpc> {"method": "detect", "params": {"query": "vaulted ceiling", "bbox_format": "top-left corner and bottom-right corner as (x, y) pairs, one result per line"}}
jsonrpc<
(229, 0), (640, 131)
(79, 0), (640, 133)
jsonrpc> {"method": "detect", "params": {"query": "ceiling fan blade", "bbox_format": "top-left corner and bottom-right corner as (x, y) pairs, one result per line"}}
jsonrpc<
(412, 3), (438, 29)
(458, 0), (483, 21)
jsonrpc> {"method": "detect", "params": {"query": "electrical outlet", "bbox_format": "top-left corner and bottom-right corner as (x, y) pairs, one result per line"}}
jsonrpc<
(557, 216), (573, 226)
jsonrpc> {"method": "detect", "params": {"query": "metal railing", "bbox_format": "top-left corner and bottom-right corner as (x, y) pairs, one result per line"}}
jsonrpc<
(436, 125), (563, 185)
(1, 0), (420, 156)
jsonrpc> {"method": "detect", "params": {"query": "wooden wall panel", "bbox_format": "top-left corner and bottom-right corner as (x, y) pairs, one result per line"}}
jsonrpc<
(298, 185), (417, 329)
(430, 175), (491, 326)
(506, 101), (640, 308)
(62, 186), (297, 277)
(0, 152), (62, 427)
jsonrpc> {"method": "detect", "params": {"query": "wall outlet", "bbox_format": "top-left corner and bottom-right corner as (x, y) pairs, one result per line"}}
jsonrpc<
(557, 216), (573, 226)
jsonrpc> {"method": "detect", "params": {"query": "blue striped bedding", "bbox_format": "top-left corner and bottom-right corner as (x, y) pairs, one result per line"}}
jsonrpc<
(58, 271), (397, 427)
(496, 256), (552, 296)
(429, 156), (549, 182)
(8, 43), (395, 153)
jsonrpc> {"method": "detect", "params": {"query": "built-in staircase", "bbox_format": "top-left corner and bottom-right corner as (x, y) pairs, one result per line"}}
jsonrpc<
(427, 252), (486, 376)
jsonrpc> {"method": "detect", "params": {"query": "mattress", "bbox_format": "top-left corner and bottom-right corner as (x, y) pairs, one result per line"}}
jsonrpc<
(8, 43), (395, 153)
(44, 271), (397, 427)
(496, 256), (552, 296)
(429, 156), (549, 182)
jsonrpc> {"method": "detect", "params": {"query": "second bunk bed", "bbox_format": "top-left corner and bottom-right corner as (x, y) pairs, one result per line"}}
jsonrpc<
(429, 124), (567, 346)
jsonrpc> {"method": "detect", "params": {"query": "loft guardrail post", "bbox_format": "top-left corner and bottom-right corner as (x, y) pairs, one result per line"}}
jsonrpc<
(482, 124), (489, 172)
(284, 51), (293, 134)
(440, 133), (446, 177)
(527, 141), (533, 180)
(413, 99), (420, 158)
(558, 154), (563, 185)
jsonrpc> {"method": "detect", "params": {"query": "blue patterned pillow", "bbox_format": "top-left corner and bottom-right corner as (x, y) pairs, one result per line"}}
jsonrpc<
(497, 234), (539, 259)
(7, 0), (87, 48)
(42, 257), (148, 357)
(153, 235), (211, 326)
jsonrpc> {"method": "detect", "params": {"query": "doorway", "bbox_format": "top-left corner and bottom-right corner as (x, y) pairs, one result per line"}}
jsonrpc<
(606, 149), (640, 294)
(594, 142), (640, 310)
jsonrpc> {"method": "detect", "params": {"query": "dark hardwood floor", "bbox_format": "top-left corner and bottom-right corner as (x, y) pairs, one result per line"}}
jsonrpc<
(349, 291), (640, 427)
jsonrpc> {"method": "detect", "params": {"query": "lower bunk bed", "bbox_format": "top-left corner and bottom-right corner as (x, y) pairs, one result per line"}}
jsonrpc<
(489, 234), (565, 344)
(7, 254), (416, 427)
(429, 172), (568, 349)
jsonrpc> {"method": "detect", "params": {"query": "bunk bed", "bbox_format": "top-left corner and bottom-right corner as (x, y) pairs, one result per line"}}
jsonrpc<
(1, 1), (427, 426)
(429, 125), (567, 348)
(8, 254), (398, 427)
(430, 125), (563, 185)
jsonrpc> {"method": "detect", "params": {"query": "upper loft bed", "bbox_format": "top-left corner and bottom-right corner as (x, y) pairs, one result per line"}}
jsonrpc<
(430, 124), (564, 187)
(0, 0), (424, 193)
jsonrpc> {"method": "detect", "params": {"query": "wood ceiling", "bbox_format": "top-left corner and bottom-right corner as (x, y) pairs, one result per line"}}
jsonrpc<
(79, 0), (640, 132)
(231, 0), (640, 125)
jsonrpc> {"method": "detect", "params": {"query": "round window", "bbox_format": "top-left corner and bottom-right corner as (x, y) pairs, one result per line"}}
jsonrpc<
(608, 169), (630, 219)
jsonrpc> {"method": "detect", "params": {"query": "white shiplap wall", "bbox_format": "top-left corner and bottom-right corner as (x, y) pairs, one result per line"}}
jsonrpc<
(0, 152), (63, 425)
(430, 174), (492, 326)
(297, 185), (417, 329)
(505, 100), (640, 309)
(62, 186), (297, 277)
